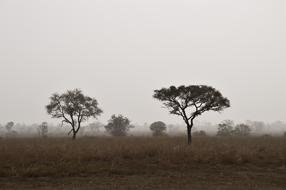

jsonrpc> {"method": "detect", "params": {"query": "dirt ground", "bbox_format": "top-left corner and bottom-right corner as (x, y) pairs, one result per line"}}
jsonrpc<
(1, 164), (285, 190)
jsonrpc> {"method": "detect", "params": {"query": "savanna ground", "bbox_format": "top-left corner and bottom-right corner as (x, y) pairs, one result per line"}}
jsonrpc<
(0, 136), (286, 190)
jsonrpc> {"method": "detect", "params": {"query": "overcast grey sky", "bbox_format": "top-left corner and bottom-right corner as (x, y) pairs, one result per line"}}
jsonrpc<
(0, 0), (285, 125)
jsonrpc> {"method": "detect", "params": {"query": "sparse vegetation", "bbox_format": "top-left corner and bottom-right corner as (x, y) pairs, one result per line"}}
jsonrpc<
(0, 136), (285, 177)
(0, 136), (285, 189)
(0, 87), (284, 190)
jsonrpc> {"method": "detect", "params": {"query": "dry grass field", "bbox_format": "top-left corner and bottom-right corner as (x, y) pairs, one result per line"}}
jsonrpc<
(0, 136), (286, 190)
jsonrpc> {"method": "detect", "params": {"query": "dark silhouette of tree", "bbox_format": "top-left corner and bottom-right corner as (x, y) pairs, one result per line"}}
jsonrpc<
(38, 122), (48, 138)
(105, 115), (134, 136)
(153, 85), (230, 144)
(233, 124), (251, 136)
(46, 89), (103, 139)
(5, 121), (18, 138)
(5, 122), (14, 133)
(150, 121), (167, 136)
(217, 120), (234, 136)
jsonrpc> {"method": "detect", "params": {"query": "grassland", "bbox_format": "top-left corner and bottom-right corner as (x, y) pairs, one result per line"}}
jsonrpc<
(0, 136), (286, 189)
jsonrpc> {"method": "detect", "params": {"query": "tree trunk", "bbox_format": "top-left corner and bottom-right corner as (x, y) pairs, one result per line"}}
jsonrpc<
(72, 132), (77, 140)
(187, 126), (192, 145)
(186, 118), (195, 145)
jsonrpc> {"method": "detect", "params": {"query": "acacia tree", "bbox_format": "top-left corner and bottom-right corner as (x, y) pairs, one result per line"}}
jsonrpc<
(46, 89), (103, 139)
(153, 85), (230, 144)
(105, 115), (134, 136)
(150, 121), (167, 136)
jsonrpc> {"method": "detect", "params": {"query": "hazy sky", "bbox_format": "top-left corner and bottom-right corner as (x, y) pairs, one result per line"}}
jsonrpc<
(0, 0), (285, 125)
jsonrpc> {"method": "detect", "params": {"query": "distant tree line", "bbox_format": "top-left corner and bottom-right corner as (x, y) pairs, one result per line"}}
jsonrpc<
(1, 86), (286, 143)
(216, 120), (251, 137)
(1, 119), (286, 139)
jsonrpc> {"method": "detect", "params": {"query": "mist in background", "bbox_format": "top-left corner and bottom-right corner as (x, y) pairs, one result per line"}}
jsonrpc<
(0, 0), (285, 125)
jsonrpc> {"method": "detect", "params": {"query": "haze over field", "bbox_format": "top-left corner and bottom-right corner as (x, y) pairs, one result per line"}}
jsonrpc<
(0, 0), (285, 125)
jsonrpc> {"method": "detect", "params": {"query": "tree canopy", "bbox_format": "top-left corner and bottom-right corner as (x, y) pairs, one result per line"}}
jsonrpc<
(153, 85), (230, 144)
(150, 121), (167, 136)
(46, 89), (103, 139)
(105, 115), (134, 136)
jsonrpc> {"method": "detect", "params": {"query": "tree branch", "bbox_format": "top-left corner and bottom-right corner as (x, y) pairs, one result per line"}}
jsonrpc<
(68, 129), (73, 135)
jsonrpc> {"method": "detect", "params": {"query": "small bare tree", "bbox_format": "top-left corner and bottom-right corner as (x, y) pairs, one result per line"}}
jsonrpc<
(46, 89), (103, 139)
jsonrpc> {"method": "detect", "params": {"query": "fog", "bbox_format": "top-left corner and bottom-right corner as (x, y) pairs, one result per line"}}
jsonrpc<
(0, 0), (285, 125)
(1, 120), (286, 138)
